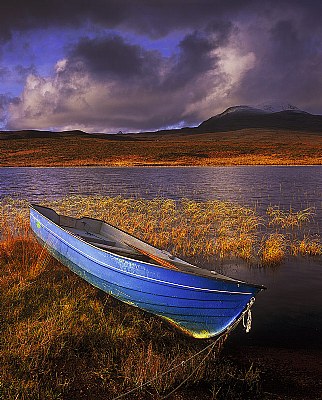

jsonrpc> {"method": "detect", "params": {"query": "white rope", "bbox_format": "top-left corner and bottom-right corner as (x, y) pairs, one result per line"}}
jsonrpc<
(112, 297), (256, 400)
(243, 297), (255, 333)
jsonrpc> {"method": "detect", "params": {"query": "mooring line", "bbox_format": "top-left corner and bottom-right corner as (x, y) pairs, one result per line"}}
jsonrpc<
(160, 340), (218, 400)
(111, 339), (217, 400)
(111, 297), (255, 400)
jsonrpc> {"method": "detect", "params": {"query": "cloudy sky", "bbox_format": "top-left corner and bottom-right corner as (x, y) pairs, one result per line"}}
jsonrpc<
(0, 0), (321, 133)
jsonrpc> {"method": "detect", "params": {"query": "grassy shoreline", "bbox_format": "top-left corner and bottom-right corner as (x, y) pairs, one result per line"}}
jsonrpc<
(0, 198), (264, 399)
(2, 164), (322, 169)
(2, 196), (321, 265)
(1, 196), (321, 399)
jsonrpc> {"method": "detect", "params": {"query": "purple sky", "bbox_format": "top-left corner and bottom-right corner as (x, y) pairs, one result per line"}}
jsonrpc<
(0, 0), (322, 133)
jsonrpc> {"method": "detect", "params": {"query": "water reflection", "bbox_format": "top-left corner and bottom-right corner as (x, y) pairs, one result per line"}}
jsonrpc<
(221, 258), (322, 349)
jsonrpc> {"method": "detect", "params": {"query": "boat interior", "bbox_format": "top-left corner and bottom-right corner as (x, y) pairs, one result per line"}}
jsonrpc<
(32, 204), (251, 283)
(60, 215), (165, 264)
(34, 204), (194, 271)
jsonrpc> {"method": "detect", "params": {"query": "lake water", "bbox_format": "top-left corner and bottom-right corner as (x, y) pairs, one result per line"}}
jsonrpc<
(1, 166), (322, 349)
(1, 166), (322, 207)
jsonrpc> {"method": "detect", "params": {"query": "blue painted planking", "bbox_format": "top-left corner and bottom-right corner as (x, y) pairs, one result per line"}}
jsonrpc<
(30, 205), (264, 338)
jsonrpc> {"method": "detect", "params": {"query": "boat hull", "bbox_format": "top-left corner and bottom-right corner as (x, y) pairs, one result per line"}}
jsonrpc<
(30, 207), (262, 338)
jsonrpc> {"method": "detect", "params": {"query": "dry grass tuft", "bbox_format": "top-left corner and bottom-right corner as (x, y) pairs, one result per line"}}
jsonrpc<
(266, 206), (315, 229)
(1, 195), (321, 399)
(0, 197), (264, 400)
(259, 233), (286, 265)
(292, 235), (322, 256)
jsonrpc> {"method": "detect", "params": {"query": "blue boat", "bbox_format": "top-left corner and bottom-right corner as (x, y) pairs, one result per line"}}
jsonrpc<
(30, 204), (265, 339)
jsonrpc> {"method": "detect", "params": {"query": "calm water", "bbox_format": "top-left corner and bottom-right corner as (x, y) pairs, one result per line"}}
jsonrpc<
(1, 166), (322, 349)
(1, 166), (322, 209)
(222, 258), (322, 349)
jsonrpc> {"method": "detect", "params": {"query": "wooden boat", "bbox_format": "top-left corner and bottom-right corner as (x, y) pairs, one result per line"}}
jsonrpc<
(30, 204), (265, 339)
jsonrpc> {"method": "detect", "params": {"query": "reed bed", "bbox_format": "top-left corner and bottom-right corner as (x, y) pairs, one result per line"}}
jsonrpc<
(1, 196), (321, 265)
(28, 196), (322, 264)
(0, 196), (321, 399)
(0, 197), (263, 400)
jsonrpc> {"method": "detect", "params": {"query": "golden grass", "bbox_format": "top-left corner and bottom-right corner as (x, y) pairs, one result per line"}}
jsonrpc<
(1, 196), (321, 398)
(293, 235), (322, 256)
(1, 128), (322, 166)
(0, 200), (262, 400)
(1, 196), (320, 266)
(260, 233), (286, 265)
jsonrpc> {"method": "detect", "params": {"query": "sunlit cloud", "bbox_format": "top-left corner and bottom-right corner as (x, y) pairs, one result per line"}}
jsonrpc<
(1, 0), (322, 131)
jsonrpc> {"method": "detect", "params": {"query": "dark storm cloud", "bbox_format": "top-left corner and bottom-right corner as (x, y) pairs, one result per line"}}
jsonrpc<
(69, 36), (161, 80)
(7, 21), (234, 132)
(4, 0), (322, 131)
(270, 20), (300, 64)
(0, 0), (255, 41)
(233, 14), (322, 113)
(62, 23), (232, 125)
(0, 0), (124, 41)
(69, 18), (233, 87)
(161, 32), (214, 90)
(163, 21), (233, 91)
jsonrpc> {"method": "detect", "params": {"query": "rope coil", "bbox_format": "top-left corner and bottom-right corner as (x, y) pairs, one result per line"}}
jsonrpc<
(243, 297), (255, 333)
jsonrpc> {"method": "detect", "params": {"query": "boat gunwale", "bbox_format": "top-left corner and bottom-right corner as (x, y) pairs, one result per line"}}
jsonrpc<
(30, 203), (266, 291)
(35, 231), (253, 306)
(31, 218), (255, 296)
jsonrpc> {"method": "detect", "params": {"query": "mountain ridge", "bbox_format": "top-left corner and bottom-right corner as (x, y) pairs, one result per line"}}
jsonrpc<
(1, 104), (321, 139)
(198, 105), (322, 133)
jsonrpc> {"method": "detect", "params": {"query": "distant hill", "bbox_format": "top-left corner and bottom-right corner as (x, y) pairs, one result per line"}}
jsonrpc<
(0, 129), (89, 140)
(1, 111), (322, 167)
(0, 129), (136, 141)
(1, 104), (322, 140)
(198, 105), (322, 133)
